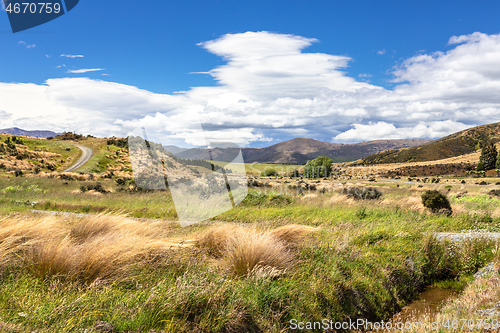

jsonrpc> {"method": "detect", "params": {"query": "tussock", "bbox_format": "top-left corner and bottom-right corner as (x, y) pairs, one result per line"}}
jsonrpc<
(0, 213), (185, 283)
(224, 230), (295, 277)
(270, 224), (318, 247)
(196, 223), (315, 277)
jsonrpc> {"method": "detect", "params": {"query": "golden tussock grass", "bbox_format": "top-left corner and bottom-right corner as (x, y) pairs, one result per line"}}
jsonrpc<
(196, 223), (317, 277)
(270, 224), (319, 247)
(0, 213), (186, 283)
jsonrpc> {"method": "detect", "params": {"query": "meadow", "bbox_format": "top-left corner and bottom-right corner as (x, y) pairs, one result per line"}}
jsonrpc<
(1, 170), (500, 332)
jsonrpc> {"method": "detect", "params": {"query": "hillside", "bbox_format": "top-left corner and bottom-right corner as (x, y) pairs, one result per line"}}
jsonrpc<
(355, 122), (500, 165)
(175, 138), (431, 164)
(0, 134), (80, 174)
(0, 127), (61, 138)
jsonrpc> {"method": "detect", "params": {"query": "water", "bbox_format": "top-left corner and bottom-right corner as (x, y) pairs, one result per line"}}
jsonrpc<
(370, 287), (457, 332)
(398, 287), (457, 321)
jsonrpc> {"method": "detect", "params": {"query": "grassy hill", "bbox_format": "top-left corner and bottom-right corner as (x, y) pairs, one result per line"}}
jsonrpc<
(0, 134), (81, 175)
(355, 122), (500, 165)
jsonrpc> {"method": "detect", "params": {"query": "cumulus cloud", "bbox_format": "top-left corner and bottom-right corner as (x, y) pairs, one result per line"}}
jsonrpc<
(1, 31), (500, 146)
(67, 68), (105, 74)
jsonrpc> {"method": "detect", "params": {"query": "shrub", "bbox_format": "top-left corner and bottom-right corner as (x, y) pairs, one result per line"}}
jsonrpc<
(261, 168), (277, 177)
(343, 186), (382, 200)
(80, 183), (108, 194)
(489, 189), (500, 197)
(421, 190), (452, 216)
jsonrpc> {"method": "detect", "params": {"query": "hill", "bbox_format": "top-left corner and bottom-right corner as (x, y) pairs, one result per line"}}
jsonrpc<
(355, 121), (500, 165)
(174, 138), (431, 164)
(0, 127), (61, 138)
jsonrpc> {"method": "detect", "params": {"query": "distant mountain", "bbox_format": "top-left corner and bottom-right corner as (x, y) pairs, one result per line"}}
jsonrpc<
(356, 121), (500, 165)
(0, 127), (61, 139)
(175, 138), (432, 164)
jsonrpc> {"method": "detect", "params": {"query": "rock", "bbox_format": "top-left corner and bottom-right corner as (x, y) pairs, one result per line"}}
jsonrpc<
(474, 263), (497, 279)
(93, 321), (114, 333)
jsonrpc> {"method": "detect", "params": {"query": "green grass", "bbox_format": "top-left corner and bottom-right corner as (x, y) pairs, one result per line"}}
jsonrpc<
(211, 161), (302, 176)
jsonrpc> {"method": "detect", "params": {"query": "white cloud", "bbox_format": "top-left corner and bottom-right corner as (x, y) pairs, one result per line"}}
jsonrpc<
(333, 121), (469, 141)
(67, 68), (105, 74)
(18, 41), (36, 49)
(1, 31), (500, 147)
(377, 49), (386, 55)
(61, 54), (84, 58)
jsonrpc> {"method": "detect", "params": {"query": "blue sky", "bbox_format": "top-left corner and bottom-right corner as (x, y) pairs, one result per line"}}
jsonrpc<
(1, 0), (500, 147)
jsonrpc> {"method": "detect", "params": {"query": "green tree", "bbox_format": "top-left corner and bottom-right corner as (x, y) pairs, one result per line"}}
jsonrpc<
(479, 141), (498, 171)
(304, 156), (333, 178)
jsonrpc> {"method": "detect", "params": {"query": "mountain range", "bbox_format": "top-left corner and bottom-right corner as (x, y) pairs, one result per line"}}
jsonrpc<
(0, 127), (61, 139)
(174, 138), (432, 164)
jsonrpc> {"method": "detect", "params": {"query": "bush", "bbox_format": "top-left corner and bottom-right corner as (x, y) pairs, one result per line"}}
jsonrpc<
(421, 190), (452, 216)
(80, 183), (108, 194)
(343, 186), (382, 200)
(261, 168), (277, 177)
(489, 189), (500, 197)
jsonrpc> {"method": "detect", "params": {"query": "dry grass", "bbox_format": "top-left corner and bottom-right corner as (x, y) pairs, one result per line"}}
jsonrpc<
(224, 230), (295, 277)
(270, 224), (318, 248)
(196, 223), (314, 277)
(0, 213), (186, 283)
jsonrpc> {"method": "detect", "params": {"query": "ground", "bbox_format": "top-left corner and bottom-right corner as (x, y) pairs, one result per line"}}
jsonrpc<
(0, 134), (499, 332)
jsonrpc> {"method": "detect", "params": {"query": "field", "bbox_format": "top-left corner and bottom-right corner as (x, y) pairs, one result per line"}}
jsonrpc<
(1, 135), (500, 332)
(211, 161), (303, 176)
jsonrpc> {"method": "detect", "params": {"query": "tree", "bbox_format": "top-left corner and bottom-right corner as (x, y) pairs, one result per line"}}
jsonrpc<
(496, 153), (500, 171)
(304, 156), (333, 178)
(479, 141), (498, 171)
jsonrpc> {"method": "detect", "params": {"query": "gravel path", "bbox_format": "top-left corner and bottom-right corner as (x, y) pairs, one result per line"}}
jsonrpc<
(63, 144), (94, 172)
(434, 232), (500, 242)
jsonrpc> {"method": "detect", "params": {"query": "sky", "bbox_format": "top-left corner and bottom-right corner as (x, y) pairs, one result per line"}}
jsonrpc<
(1, 0), (500, 148)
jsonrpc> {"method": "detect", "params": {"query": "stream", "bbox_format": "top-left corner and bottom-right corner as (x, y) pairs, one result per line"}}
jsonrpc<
(370, 287), (457, 332)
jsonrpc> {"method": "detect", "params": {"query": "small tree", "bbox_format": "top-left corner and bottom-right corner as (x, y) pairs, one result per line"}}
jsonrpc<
(304, 156), (333, 178)
(479, 141), (498, 171)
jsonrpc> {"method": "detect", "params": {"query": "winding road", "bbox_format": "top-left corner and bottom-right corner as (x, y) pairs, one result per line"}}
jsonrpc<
(63, 144), (94, 172)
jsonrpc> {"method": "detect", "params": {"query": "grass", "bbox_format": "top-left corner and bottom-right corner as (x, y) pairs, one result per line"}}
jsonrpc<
(212, 162), (303, 176)
(0, 135), (81, 174)
(0, 173), (500, 331)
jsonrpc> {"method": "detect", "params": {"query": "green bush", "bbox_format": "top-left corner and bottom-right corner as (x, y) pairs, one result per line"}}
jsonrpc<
(261, 168), (277, 177)
(421, 190), (452, 216)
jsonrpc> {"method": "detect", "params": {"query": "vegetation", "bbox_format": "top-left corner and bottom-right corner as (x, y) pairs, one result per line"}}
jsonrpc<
(357, 121), (500, 165)
(478, 141), (498, 171)
(421, 190), (452, 216)
(303, 156), (332, 178)
(260, 167), (277, 177)
(1, 132), (500, 331)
